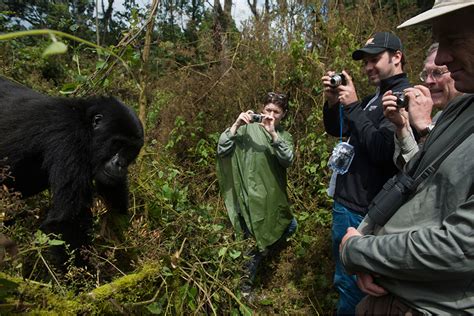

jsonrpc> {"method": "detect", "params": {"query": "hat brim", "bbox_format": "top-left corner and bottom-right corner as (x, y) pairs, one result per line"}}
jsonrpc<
(352, 47), (386, 60)
(398, 3), (474, 28)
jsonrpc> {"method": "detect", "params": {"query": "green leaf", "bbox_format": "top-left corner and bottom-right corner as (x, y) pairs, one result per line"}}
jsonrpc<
(96, 60), (106, 70)
(211, 224), (223, 232)
(229, 249), (241, 259)
(188, 286), (198, 298)
(42, 41), (68, 57)
(69, 24), (79, 32)
(146, 302), (162, 314)
(239, 304), (252, 316)
(258, 298), (273, 305)
(218, 247), (227, 257)
(59, 82), (78, 95)
(34, 231), (48, 245)
(48, 239), (65, 246)
(161, 266), (173, 276)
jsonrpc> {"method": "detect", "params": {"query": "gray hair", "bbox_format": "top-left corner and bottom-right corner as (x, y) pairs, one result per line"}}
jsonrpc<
(424, 42), (439, 64)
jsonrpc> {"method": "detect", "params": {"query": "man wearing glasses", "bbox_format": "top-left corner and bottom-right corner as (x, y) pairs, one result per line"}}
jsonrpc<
(216, 92), (297, 299)
(383, 42), (463, 168)
(321, 32), (411, 315)
(340, 0), (474, 313)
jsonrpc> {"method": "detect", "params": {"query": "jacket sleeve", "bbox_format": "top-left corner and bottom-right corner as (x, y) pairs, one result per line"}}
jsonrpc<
(323, 101), (349, 137)
(344, 101), (396, 165)
(393, 129), (419, 169)
(217, 128), (236, 157)
(272, 132), (294, 168)
(340, 194), (474, 281)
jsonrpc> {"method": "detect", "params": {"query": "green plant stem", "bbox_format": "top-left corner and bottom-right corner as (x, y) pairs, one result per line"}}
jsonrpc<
(0, 29), (130, 74)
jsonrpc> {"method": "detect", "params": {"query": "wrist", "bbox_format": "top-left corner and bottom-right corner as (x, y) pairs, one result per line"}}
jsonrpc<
(271, 132), (279, 142)
(230, 123), (240, 135)
(418, 122), (435, 137)
(394, 119), (409, 135)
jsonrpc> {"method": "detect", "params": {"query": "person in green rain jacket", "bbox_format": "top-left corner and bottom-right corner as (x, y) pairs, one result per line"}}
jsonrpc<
(217, 92), (297, 297)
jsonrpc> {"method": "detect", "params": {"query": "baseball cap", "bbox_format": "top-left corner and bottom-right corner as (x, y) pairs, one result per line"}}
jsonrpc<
(352, 32), (403, 61)
(398, 0), (474, 28)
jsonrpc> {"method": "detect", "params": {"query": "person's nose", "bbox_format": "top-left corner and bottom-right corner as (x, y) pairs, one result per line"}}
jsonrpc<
(425, 74), (437, 85)
(434, 46), (452, 67)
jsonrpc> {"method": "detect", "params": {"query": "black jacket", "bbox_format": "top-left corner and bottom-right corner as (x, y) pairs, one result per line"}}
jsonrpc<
(323, 73), (411, 214)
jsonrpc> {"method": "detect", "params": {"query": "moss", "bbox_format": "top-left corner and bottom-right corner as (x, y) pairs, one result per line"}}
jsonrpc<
(87, 263), (161, 302)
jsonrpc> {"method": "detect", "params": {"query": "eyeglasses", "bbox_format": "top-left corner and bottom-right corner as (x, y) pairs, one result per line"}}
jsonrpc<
(419, 68), (449, 82)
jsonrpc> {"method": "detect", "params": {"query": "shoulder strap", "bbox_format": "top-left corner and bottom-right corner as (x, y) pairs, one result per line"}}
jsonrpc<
(411, 125), (474, 187)
(405, 94), (474, 179)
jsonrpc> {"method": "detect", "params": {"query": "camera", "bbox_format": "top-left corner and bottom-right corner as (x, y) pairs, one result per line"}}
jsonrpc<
(330, 73), (346, 87)
(392, 91), (408, 109)
(251, 113), (263, 123)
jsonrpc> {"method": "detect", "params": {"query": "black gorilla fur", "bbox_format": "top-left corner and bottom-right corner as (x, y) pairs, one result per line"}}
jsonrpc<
(0, 76), (144, 267)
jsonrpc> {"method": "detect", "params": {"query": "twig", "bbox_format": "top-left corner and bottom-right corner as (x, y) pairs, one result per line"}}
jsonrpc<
(85, 249), (126, 276)
(126, 275), (167, 307)
(307, 294), (320, 315)
(178, 266), (217, 315)
(194, 41), (242, 105)
(38, 251), (65, 295)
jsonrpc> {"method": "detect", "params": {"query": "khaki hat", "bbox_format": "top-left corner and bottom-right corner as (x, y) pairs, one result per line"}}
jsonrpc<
(398, 0), (474, 28)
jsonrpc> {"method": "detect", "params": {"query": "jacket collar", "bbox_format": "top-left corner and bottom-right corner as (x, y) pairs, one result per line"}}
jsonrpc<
(379, 73), (408, 93)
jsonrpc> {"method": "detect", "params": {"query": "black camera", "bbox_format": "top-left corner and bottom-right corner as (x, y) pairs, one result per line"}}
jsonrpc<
(392, 91), (408, 109)
(330, 73), (346, 87)
(251, 113), (263, 123)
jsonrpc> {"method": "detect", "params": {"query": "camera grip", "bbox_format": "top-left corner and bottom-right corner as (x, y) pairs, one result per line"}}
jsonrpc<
(367, 172), (414, 226)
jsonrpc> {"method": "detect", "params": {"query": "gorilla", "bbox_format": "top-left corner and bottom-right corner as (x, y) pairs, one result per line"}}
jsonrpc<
(0, 76), (144, 267)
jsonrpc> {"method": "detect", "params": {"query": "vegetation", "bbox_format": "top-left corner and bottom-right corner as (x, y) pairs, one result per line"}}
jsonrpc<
(0, 0), (433, 314)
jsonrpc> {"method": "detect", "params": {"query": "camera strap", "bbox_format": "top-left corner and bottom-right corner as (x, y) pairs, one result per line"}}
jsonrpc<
(365, 95), (474, 229)
(411, 125), (473, 189)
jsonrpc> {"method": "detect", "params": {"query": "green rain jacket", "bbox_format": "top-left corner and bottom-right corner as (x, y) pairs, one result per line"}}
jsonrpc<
(217, 123), (294, 251)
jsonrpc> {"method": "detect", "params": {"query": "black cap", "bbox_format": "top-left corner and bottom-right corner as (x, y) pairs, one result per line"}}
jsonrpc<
(352, 32), (403, 60)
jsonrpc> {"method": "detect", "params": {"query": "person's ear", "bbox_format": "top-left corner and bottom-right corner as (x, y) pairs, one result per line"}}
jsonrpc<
(392, 50), (403, 66)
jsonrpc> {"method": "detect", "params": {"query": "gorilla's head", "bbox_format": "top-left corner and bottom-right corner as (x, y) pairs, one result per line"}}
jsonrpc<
(87, 97), (144, 186)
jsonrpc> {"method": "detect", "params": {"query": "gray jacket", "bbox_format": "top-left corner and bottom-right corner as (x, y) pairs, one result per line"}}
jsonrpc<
(341, 94), (474, 314)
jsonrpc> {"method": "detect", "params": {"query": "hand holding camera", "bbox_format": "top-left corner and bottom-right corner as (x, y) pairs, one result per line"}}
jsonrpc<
(392, 91), (409, 109)
(403, 86), (434, 134)
(382, 90), (409, 130)
(329, 73), (347, 87)
(322, 70), (358, 107)
(231, 110), (263, 135)
(251, 113), (263, 123)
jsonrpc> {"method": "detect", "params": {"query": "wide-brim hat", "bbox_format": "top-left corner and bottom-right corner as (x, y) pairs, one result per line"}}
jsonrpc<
(398, 0), (474, 28)
(352, 32), (403, 61)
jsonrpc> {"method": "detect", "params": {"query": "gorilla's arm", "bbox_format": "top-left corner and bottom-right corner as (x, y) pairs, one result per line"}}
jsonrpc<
(96, 180), (129, 214)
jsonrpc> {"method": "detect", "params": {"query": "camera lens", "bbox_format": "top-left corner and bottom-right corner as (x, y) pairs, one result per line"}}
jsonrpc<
(251, 114), (262, 123)
(392, 92), (408, 108)
(330, 73), (346, 87)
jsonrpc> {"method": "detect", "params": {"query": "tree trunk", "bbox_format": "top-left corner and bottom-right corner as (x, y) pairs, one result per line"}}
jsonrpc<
(101, 0), (114, 45)
(138, 0), (160, 131)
